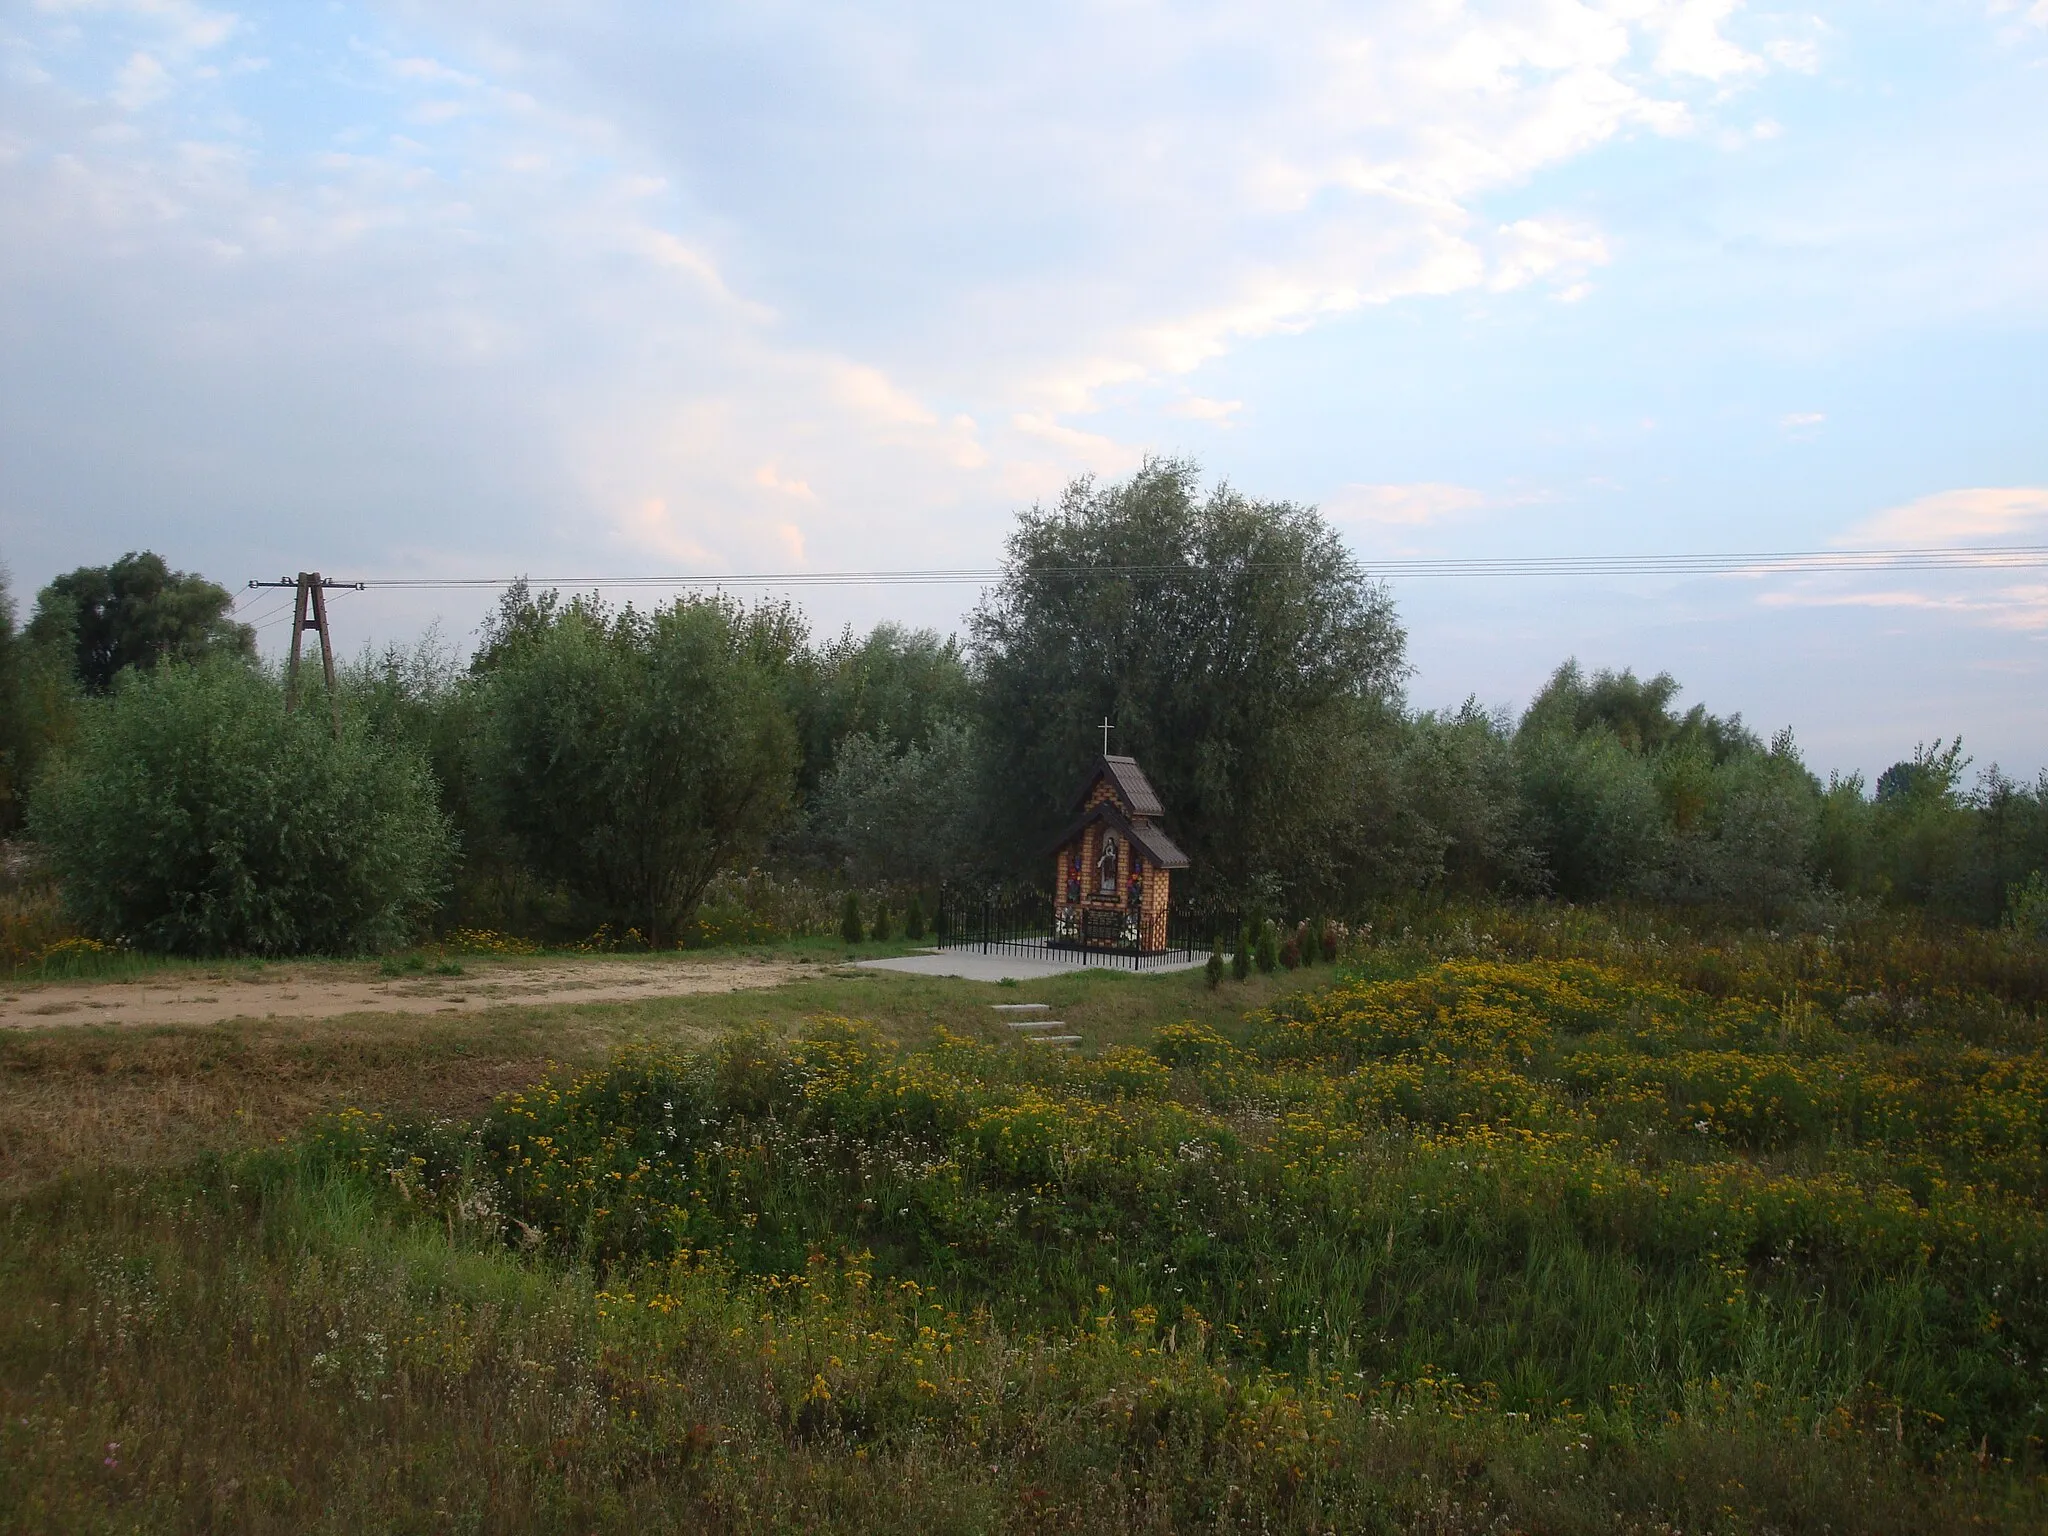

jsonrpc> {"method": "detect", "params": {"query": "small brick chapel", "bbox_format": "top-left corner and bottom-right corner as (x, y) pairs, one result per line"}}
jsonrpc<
(1048, 753), (1189, 954)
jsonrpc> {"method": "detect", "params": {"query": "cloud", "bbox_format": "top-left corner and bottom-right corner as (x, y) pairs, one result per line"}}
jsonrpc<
(1324, 482), (1490, 527)
(753, 464), (817, 503)
(111, 51), (170, 109)
(1845, 487), (2048, 546)
(1168, 396), (1243, 423)
(1489, 218), (1611, 294)
(1650, 0), (1766, 81)
(0, 0), (1831, 610)
(1757, 584), (2048, 632)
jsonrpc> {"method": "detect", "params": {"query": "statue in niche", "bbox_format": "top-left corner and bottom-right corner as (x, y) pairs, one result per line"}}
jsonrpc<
(1097, 831), (1120, 895)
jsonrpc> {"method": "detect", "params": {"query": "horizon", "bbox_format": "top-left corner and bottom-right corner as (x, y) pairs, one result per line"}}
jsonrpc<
(3, 1), (2044, 784)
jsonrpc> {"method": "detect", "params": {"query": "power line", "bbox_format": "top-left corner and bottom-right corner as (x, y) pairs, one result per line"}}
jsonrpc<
(315, 544), (2048, 591)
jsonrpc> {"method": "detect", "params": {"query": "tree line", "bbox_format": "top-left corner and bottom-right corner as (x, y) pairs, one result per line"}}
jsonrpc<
(5, 459), (2046, 955)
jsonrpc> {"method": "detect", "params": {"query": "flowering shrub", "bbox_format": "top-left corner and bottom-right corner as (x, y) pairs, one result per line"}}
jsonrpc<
(438, 927), (542, 956)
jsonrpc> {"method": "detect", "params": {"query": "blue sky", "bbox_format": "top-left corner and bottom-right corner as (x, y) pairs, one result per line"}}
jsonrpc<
(2, 0), (2044, 780)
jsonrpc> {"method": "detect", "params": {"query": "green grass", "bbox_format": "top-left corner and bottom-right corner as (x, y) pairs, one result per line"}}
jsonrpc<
(3, 918), (2045, 1531)
(0, 957), (1314, 1194)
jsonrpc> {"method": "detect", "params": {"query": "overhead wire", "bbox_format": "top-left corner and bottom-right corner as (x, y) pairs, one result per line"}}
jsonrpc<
(309, 544), (2048, 591)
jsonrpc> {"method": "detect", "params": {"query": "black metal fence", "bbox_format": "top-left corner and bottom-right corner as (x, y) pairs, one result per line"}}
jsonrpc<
(935, 886), (1239, 971)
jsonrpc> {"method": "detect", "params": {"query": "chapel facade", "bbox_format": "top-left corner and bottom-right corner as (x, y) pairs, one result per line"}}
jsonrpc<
(1047, 754), (1190, 954)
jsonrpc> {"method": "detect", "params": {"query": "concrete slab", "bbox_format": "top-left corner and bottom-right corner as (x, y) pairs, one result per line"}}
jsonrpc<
(854, 947), (1206, 984)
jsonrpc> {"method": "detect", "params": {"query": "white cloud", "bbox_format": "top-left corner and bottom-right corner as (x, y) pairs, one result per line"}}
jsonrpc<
(1845, 487), (2048, 546)
(753, 464), (816, 503)
(1169, 396), (1243, 422)
(0, 0), (1832, 600)
(111, 50), (170, 109)
(1324, 482), (1490, 527)
(1489, 218), (1611, 293)
(1757, 584), (2048, 632)
(1651, 0), (1766, 81)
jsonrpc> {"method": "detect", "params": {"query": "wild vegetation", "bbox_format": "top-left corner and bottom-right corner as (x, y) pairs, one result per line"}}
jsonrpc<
(2, 913), (2043, 1531)
(5, 459), (2047, 963)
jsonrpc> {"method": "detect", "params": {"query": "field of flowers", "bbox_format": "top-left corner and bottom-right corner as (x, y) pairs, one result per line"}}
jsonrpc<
(5, 919), (2045, 1531)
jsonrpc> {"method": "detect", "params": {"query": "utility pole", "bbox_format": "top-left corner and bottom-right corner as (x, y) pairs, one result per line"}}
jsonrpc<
(247, 573), (363, 736)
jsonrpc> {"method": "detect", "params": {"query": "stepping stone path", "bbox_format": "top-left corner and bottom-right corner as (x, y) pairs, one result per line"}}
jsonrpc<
(991, 1002), (1081, 1049)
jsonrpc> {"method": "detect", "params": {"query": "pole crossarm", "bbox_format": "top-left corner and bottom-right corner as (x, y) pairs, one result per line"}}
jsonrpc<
(248, 574), (357, 735)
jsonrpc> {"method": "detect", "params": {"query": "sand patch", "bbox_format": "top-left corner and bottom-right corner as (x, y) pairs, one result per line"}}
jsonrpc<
(0, 954), (825, 1031)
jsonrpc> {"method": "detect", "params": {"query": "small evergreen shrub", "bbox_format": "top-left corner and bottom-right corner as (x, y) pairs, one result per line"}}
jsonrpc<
(840, 892), (864, 945)
(871, 901), (894, 942)
(1205, 941), (1225, 989)
(904, 894), (926, 940)
(1255, 919), (1279, 974)
(1232, 921), (1252, 981)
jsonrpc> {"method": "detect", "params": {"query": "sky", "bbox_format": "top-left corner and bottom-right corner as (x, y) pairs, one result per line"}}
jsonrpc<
(1, 0), (2045, 782)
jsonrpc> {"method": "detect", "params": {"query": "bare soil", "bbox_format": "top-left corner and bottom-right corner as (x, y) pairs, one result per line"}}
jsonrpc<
(0, 953), (824, 1030)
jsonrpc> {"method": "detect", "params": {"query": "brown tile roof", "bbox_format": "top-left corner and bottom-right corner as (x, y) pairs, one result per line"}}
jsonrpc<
(1127, 819), (1190, 870)
(1044, 799), (1190, 870)
(1069, 754), (1166, 818)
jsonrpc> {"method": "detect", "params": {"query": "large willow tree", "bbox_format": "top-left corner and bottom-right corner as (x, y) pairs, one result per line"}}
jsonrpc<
(971, 459), (1408, 906)
(480, 594), (797, 946)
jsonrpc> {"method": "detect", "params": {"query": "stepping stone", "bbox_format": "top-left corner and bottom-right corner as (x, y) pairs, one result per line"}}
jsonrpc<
(991, 1003), (1049, 1013)
(1004, 1019), (1065, 1030)
(1024, 1035), (1082, 1046)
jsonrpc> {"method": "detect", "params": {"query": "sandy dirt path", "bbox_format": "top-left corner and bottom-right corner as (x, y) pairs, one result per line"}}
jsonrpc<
(0, 954), (828, 1030)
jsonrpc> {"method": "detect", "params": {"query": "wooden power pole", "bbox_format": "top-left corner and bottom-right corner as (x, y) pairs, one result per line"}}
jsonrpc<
(247, 572), (364, 735)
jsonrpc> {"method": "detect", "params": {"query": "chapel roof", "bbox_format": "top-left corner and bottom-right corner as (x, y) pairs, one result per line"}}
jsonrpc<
(1069, 753), (1166, 819)
(1045, 795), (1191, 870)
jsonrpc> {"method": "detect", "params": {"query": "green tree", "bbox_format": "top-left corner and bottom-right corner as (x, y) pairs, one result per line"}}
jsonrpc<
(791, 623), (976, 800)
(0, 568), (81, 834)
(30, 551), (254, 692)
(28, 659), (450, 955)
(841, 892), (864, 946)
(972, 459), (1407, 905)
(808, 721), (982, 887)
(1514, 725), (1670, 899)
(480, 594), (797, 946)
(1513, 661), (1821, 915)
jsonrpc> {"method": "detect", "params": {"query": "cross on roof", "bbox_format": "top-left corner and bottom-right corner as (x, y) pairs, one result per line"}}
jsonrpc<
(1099, 716), (1114, 754)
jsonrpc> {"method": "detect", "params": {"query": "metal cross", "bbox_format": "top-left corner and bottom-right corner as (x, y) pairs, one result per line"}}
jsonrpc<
(1099, 717), (1114, 754)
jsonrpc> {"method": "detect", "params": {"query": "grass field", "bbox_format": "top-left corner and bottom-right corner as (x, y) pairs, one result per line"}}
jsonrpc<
(2, 917), (2044, 1532)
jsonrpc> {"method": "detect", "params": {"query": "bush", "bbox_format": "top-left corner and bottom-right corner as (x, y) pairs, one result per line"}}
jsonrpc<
(840, 891), (864, 945)
(1205, 941), (1224, 989)
(2008, 871), (2048, 940)
(904, 893), (926, 940)
(1232, 921), (1252, 981)
(28, 660), (451, 955)
(1255, 919), (1279, 974)
(871, 900), (893, 942)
